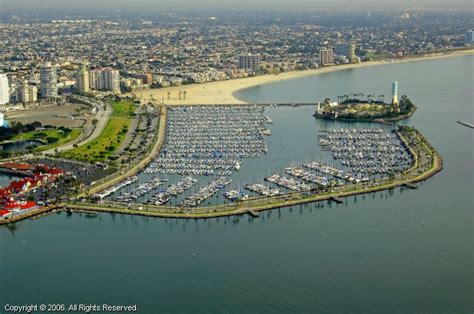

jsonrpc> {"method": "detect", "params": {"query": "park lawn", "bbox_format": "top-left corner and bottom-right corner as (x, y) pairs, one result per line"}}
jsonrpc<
(37, 128), (82, 151)
(12, 129), (69, 141)
(61, 100), (135, 163)
(11, 129), (82, 151)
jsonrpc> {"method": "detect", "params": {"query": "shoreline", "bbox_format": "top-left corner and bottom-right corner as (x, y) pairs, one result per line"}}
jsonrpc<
(131, 49), (473, 105)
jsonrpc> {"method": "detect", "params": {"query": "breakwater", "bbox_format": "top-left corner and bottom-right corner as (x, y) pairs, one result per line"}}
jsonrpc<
(456, 121), (474, 129)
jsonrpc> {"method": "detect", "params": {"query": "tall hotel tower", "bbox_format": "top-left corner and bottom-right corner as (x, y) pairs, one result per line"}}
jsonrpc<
(0, 74), (9, 106)
(76, 62), (90, 94)
(40, 62), (58, 98)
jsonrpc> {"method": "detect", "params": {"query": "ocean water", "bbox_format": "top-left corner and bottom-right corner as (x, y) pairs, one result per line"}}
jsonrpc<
(1, 55), (473, 313)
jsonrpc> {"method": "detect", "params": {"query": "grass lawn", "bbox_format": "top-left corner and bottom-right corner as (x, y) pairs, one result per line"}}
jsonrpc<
(11, 128), (82, 152)
(60, 100), (135, 163)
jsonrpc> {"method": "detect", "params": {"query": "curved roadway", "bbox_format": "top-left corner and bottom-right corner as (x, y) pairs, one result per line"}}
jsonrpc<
(42, 100), (112, 155)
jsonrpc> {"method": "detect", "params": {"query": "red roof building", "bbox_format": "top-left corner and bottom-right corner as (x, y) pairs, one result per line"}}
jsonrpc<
(0, 162), (33, 171)
(0, 209), (11, 217)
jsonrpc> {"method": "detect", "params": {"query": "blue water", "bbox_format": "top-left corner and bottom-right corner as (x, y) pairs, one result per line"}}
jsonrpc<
(1, 55), (473, 313)
(0, 174), (19, 188)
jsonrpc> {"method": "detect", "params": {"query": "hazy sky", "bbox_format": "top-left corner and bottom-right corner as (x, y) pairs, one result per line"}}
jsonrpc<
(1, 0), (472, 10)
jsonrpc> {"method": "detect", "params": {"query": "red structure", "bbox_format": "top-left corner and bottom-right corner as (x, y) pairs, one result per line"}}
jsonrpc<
(0, 163), (64, 219)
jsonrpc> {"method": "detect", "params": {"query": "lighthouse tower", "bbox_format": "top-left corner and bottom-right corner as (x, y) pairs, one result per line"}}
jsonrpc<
(392, 81), (399, 112)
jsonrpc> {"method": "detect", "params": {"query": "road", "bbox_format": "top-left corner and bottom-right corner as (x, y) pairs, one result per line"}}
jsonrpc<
(42, 100), (112, 155)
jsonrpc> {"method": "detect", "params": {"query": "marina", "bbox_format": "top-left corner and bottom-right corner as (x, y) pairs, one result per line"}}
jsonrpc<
(81, 108), (419, 208)
(146, 176), (198, 205)
(113, 177), (167, 202)
(318, 128), (412, 178)
(302, 162), (361, 183)
(244, 183), (282, 196)
(285, 166), (334, 186)
(224, 190), (251, 202)
(144, 105), (269, 176)
(265, 174), (313, 192)
(178, 177), (232, 207)
(93, 176), (138, 200)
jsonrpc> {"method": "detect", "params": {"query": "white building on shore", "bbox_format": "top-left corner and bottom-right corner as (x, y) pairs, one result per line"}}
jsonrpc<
(0, 74), (9, 105)
(89, 68), (120, 93)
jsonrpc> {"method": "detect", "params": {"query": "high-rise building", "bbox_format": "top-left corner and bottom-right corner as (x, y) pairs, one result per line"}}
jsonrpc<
(17, 81), (30, 103)
(392, 81), (399, 108)
(89, 69), (101, 91)
(238, 54), (260, 73)
(103, 69), (120, 92)
(89, 68), (120, 92)
(76, 62), (90, 93)
(465, 30), (473, 46)
(16, 81), (38, 104)
(319, 48), (334, 65)
(0, 74), (9, 105)
(335, 43), (356, 61)
(40, 62), (58, 98)
(28, 85), (38, 103)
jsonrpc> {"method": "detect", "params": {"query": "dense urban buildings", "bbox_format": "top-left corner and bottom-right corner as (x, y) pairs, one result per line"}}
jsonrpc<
(39, 62), (58, 98)
(0, 10), (471, 105)
(0, 74), (9, 106)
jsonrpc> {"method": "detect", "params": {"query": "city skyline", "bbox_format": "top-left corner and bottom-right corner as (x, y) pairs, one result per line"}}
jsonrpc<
(1, 0), (473, 11)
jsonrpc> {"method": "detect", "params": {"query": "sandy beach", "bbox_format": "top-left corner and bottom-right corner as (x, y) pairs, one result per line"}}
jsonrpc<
(132, 49), (474, 105)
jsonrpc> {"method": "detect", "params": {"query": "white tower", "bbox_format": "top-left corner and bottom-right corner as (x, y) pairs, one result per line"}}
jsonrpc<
(392, 81), (399, 105)
(392, 81), (400, 112)
(40, 62), (58, 98)
(0, 74), (9, 106)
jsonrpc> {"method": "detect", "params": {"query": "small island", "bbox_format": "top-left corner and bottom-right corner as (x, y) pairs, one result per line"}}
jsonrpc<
(314, 81), (417, 124)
